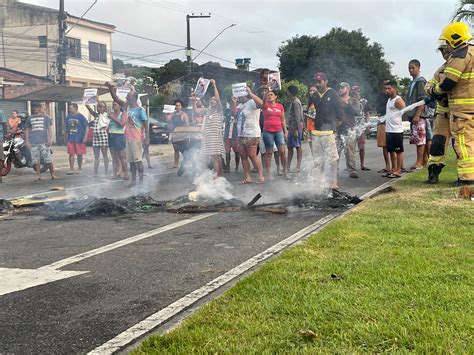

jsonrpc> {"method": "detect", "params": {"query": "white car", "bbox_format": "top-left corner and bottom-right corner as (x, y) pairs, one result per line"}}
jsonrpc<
(402, 121), (411, 136)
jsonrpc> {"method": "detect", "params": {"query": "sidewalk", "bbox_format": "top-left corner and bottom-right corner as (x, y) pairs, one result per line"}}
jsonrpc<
(8, 143), (175, 174)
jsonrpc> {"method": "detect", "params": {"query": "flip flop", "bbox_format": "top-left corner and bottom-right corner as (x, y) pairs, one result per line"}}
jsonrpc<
(361, 167), (371, 171)
(381, 172), (391, 177)
(241, 180), (253, 184)
(387, 173), (400, 178)
(377, 168), (389, 173)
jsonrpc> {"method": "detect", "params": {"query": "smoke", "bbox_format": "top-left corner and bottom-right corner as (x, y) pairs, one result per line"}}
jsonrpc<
(192, 169), (234, 201)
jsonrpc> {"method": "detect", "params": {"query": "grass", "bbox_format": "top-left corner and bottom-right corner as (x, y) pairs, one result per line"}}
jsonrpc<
(134, 151), (474, 354)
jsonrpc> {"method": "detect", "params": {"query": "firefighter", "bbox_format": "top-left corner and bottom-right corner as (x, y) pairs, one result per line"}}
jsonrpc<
(428, 22), (474, 185)
(425, 42), (453, 184)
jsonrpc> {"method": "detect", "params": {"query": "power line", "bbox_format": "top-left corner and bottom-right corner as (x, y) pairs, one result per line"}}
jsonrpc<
(65, 0), (98, 35)
(192, 23), (235, 62)
(114, 29), (183, 48)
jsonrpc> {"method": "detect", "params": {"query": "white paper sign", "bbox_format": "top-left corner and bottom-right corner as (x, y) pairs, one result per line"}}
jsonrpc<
(194, 77), (210, 97)
(232, 83), (248, 98)
(82, 88), (97, 105)
(163, 104), (176, 113)
(268, 72), (281, 91)
(116, 87), (130, 99)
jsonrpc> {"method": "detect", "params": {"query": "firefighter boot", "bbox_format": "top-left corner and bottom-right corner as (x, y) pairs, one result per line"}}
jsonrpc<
(427, 164), (443, 184)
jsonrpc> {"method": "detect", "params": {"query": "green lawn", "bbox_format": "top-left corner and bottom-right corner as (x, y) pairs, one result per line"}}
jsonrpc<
(135, 152), (474, 354)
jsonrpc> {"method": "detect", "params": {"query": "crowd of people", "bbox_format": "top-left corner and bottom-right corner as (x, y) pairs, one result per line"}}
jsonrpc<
(1, 22), (473, 188)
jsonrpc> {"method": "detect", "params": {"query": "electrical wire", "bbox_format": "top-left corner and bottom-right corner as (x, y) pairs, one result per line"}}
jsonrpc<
(65, 0), (99, 35)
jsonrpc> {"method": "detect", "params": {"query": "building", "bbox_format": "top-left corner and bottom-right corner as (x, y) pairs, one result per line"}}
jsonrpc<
(0, 0), (115, 86)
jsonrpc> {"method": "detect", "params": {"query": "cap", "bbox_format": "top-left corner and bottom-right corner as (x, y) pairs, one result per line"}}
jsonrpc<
(314, 72), (327, 81)
(339, 82), (350, 88)
(351, 85), (361, 92)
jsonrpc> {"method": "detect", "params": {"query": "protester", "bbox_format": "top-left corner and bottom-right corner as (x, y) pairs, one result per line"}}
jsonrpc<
(223, 101), (240, 173)
(108, 84), (149, 187)
(0, 109), (7, 183)
(86, 102), (110, 176)
(406, 59), (430, 170)
(376, 79), (391, 173)
(108, 101), (128, 180)
(25, 102), (56, 180)
(260, 89), (288, 179)
(338, 82), (360, 178)
(351, 85), (371, 171)
(287, 85), (304, 173)
(65, 103), (88, 174)
(384, 80), (406, 178)
(305, 85), (317, 154)
(309, 72), (342, 191)
(231, 86), (265, 184)
(142, 138), (153, 169)
(166, 99), (190, 168)
(192, 79), (225, 177)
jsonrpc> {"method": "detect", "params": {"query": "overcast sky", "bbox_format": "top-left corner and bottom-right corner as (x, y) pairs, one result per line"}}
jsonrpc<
(24, 0), (458, 80)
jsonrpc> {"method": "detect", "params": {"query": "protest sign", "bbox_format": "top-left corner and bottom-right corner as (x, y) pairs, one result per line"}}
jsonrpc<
(268, 71), (281, 91)
(194, 77), (210, 97)
(232, 83), (248, 98)
(82, 88), (98, 105)
(163, 104), (176, 113)
(116, 87), (130, 99)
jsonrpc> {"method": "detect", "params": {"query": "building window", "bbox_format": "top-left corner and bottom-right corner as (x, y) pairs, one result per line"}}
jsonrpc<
(38, 35), (47, 48)
(89, 42), (107, 63)
(66, 37), (81, 59)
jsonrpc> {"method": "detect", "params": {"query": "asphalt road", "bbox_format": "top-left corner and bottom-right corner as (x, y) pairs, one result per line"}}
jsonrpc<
(0, 140), (416, 354)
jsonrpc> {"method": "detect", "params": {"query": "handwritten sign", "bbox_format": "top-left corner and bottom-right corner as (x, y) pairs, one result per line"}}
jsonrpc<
(163, 104), (176, 113)
(232, 83), (248, 98)
(82, 88), (98, 105)
(116, 87), (130, 100)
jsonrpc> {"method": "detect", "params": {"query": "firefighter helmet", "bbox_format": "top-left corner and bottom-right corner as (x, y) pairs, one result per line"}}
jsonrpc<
(439, 22), (472, 49)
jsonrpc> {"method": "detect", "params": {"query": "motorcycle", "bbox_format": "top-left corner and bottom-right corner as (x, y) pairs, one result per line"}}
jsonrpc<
(2, 136), (49, 176)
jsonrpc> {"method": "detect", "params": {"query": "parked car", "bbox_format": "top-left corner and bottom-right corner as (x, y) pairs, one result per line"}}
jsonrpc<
(402, 121), (411, 136)
(149, 117), (170, 144)
(369, 117), (379, 138)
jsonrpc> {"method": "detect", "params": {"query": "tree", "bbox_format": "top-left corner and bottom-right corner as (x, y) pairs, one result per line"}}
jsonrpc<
(151, 59), (187, 86)
(452, 0), (474, 23)
(277, 28), (393, 108)
(278, 80), (308, 109)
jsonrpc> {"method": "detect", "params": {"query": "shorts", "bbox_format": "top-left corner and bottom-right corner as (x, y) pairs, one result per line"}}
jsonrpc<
(238, 137), (259, 148)
(0, 140), (4, 161)
(259, 137), (278, 154)
(311, 133), (339, 163)
(67, 142), (86, 156)
(30, 144), (52, 165)
(126, 139), (143, 163)
(386, 132), (404, 153)
(357, 131), (366, 149)
(409, 119), (426, 146)
(377, 123), (386, 147)
(224, 138), (239, 154)
(262, 130), (285, 148)
(287, 129), (303, 148)
(108, 133), (126, 151)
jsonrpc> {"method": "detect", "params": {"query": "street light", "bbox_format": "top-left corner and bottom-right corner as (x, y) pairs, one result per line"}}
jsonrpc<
(192, 23), (236, 62)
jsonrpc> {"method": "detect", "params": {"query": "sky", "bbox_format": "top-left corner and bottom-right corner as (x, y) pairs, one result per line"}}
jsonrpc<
(22, 0), (459, 80)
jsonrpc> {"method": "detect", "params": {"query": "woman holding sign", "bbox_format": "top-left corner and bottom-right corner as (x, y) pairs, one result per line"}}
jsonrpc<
(86, 101), (110, 177)
(166, 100), (190, 168)
(192, 79), (225, 177)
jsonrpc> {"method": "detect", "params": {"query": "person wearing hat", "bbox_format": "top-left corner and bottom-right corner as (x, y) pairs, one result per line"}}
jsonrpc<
(424, 42), (453, 184)
(338, 82), (360, 178)
(308, 72), (343, 190)
(428, 21), (474, 185)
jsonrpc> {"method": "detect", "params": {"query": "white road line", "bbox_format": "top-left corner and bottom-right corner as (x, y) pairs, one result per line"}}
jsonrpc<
(39, 213), (216, 271)
(88, 213), (338, 355)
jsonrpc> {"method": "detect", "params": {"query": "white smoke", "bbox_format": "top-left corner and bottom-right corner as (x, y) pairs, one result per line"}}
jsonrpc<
(192, 169), (234, 201)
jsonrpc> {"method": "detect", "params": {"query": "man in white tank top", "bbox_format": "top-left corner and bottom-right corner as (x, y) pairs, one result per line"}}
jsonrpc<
(384, 80), (406, 178)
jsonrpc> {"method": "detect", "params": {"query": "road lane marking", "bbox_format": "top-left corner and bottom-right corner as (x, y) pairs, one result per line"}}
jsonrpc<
(39, 213), (216, 270)
(88, 213), (338, 354)
(0, 214), (215, 296)
(0, 268), (88, 296)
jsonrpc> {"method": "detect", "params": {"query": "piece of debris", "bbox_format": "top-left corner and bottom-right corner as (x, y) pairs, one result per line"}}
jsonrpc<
(318, 273), (344, 282)
(0, 199), (13, 213)
(10, 194), (69, 207)
(299, 329), (318, 340)
(254, 206), (287, 214)
(458, 186), (473, 200)
(247, 193), (262, 207)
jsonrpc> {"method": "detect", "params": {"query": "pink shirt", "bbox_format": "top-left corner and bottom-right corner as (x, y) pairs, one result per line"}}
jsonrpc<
(263, 102), (284, 133)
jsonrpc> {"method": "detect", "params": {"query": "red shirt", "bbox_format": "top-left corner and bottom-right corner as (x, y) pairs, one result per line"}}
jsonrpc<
(263, 102), (284, 133)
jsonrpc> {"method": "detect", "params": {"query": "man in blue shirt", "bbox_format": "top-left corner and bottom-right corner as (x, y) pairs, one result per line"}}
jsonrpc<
(25, 102), (56, 180)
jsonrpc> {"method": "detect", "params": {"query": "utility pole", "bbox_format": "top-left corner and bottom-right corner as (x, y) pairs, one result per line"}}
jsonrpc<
(57, 0), (67, 144)
(185, 13), (210, 98)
